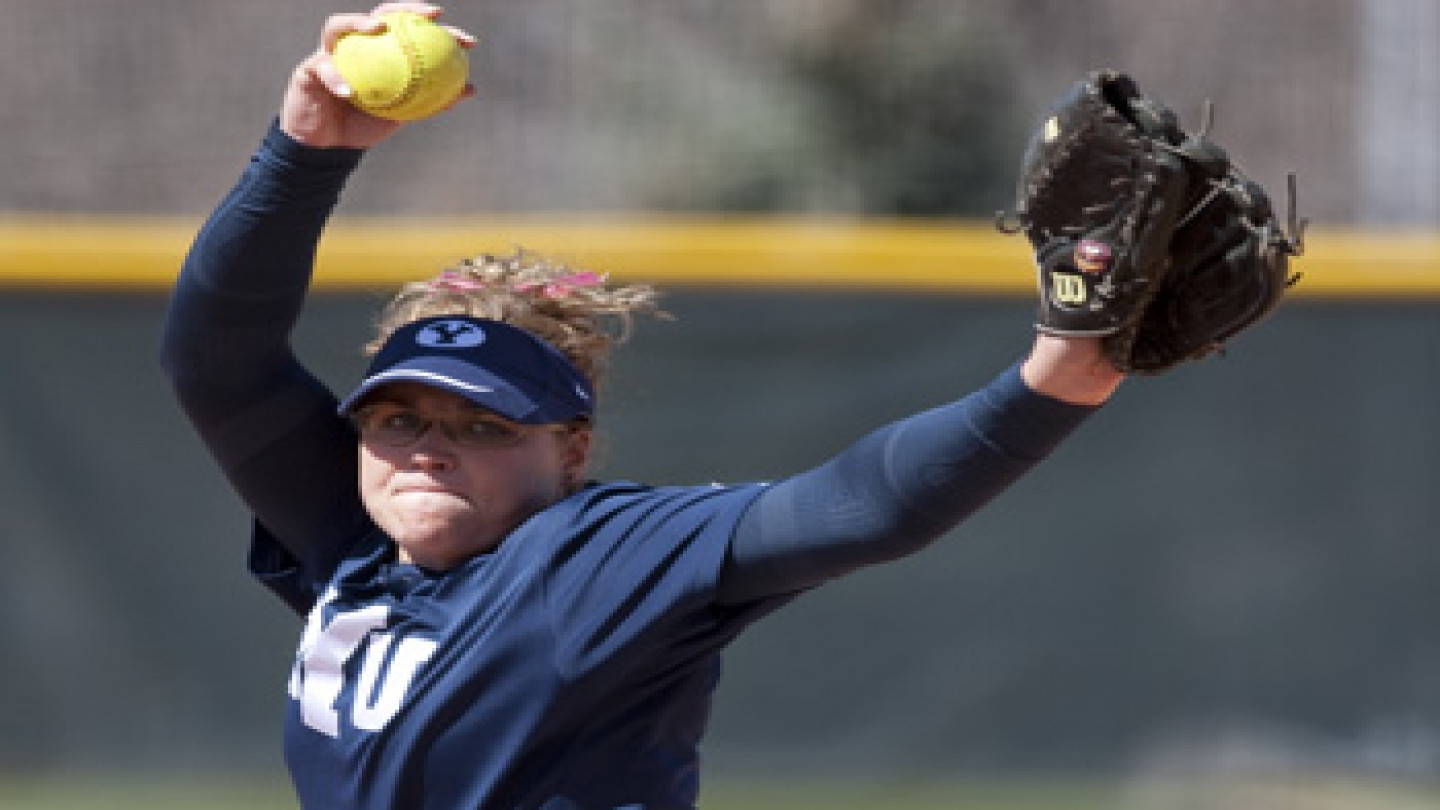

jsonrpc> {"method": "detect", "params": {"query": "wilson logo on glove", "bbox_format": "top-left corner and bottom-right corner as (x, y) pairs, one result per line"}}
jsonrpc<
(1052, 274), (1088, 306)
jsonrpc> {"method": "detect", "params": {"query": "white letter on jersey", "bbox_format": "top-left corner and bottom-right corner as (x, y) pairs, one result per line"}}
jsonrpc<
(289, 587), (436, 737)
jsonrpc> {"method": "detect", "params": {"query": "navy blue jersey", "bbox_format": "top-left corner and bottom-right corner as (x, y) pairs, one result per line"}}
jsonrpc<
(163, 121), (1098, 809)
(265, 480), (780, 808)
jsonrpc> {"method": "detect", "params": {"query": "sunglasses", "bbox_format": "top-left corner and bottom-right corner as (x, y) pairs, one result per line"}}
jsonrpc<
(349, 403), (571, 449)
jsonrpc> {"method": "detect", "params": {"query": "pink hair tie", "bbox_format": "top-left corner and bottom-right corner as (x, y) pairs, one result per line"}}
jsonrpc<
(429, 271), (488, 293)
(516, 271), (606, 300)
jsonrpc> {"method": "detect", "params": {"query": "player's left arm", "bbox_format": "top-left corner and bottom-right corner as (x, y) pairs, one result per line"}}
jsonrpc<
(715, 334), (1119, 605)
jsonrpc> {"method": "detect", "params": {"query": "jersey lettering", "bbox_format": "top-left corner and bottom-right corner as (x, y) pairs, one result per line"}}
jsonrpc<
(353, 631), (439, 731)
(289, 587), (437, 737)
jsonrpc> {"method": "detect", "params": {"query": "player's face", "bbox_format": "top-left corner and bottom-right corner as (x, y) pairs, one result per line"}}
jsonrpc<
(354, 383), (591, 571)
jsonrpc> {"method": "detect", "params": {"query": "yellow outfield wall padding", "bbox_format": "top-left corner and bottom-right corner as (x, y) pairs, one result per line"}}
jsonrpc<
(0, 216), (1436, 297)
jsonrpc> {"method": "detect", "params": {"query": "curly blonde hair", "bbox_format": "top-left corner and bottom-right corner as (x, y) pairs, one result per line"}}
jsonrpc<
(368, 249), (665, 395)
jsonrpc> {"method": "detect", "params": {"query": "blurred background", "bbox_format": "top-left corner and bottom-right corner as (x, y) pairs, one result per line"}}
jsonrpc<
(4, 0), (1440, 807)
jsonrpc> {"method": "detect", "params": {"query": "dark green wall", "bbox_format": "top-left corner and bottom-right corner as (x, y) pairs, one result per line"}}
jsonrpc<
(2, 290), (1436, 778)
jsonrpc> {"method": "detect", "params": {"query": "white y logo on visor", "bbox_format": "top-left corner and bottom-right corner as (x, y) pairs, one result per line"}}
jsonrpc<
(417, 320), (486, 348)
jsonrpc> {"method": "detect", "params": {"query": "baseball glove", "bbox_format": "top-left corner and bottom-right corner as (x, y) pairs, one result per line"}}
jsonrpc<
(1000, 69), (1304, 374)
(1120, 168), (1305, 374)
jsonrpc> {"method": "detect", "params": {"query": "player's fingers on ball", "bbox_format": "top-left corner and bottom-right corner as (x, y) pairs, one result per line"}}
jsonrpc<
(292, 51), (328, 86)
(298, 50), (354, 98)
(317, 58), (357, 98)
(444, 25), (478, 48)
(320, 13), (384, 52)
(371, 2), (443, 19)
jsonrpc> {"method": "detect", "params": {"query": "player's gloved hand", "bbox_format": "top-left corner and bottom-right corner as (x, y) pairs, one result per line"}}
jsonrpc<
(1000, 70), (1303, 375)
(1000, 71), (1194, 352)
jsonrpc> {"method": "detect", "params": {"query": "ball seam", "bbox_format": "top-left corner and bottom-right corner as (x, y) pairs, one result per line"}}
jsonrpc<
(374, 15), (426, 115)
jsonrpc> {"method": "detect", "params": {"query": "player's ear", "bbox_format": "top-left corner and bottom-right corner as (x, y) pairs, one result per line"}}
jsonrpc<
(559, 424), (593, 489)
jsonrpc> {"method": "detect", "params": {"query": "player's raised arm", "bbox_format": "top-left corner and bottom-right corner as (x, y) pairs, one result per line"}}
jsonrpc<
(161, 5), (475, 585)
(718, 70), (1302, 605)
(717, 353), (1107, 606)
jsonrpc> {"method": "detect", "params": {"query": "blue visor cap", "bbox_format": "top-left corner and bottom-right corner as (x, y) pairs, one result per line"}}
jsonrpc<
(337, 316), (595, 425)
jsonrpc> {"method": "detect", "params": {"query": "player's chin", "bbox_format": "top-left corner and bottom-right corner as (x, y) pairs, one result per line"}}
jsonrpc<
(389, 510), (512, 566)
(394, 529), (497, 570)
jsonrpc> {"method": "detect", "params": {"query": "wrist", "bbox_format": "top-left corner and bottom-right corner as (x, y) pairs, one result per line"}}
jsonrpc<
(264, 118), (367, 169)
(1020, 333), (1125, 406)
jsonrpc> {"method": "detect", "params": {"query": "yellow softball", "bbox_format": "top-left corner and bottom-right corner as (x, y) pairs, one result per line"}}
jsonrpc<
(332, 11), (469, 122)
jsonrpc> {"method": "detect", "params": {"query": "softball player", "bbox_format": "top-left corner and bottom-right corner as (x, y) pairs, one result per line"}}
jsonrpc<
(160, 5), (1123, 808)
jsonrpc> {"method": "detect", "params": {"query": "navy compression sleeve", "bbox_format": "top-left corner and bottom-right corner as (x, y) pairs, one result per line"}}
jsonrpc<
(717, 364), (1094, 604)
(160, 122), (369, 572)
